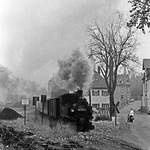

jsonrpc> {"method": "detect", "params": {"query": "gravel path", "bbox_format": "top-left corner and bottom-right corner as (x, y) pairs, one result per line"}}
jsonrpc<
(119, 101), (150, 150)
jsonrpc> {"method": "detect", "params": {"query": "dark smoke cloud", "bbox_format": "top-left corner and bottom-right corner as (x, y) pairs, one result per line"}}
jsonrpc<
(52, 49), (93, 92)
(0, 0), (120, 87)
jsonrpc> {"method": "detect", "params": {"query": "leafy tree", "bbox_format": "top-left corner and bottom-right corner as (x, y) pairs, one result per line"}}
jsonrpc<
(88, 13), (138, 118)
(128, 0), (150, 33)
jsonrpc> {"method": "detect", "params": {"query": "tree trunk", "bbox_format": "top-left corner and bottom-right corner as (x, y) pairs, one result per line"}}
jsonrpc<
(109, 92), (115, 120)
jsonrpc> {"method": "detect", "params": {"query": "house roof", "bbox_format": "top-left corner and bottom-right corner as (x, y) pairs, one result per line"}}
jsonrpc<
(91, 72), (107, 89)
(143, 59), (150, 70)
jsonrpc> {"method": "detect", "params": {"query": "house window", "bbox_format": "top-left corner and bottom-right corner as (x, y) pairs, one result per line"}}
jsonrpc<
(92, 89), (100, 96)
(101, 90), (109, 96)
(92, 104), (100, 109)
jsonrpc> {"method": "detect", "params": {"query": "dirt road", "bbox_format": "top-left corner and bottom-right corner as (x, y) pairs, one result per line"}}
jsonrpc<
(119, 101), (150, 150)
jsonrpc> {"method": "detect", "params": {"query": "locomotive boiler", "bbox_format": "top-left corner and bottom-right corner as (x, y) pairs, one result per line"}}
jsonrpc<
(34, 90), (94, 132)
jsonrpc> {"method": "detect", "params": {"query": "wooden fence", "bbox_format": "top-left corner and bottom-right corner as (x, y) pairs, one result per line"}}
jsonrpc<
(94, 107), (110, 121)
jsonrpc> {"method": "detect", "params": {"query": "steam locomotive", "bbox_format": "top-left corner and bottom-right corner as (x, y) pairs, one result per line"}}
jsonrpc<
(34, 90), (94, 132)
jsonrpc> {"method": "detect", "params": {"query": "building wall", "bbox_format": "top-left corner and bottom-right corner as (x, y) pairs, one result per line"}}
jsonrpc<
(114, 84), (130, 108)
(142, 71), (149, 111)
(146, 80), (150, 111)
(88, 83), (130, 109)
(89, 88), (109, 109)
(142, 80), (147, 109)
(114, 74), (131, 108)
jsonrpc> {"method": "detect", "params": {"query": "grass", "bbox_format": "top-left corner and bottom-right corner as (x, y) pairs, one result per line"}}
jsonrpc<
(0, 106), (142, 150)
(0, 107), (131, 139)
(0, 108), (77, 144)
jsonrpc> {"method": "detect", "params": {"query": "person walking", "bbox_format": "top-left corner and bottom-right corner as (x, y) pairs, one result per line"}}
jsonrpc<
(128, 108), (134, 122)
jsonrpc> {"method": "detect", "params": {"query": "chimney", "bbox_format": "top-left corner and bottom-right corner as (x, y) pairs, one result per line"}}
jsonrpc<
(76, 89), (83, 98)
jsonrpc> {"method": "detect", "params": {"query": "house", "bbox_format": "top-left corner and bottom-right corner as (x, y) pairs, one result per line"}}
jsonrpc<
(142, 59), (150, 112)
(89, 71), (110, 109)
(88, 70), (130, 110)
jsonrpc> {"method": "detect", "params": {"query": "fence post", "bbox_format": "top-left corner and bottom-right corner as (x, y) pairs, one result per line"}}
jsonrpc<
(24, 105), (26, 125)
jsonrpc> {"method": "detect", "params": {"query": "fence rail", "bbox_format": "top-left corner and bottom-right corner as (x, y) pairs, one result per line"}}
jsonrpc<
(94, 107), (110, 121)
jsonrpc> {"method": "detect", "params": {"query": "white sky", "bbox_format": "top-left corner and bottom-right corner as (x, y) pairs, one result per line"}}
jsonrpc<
(0, 0), (149, 87)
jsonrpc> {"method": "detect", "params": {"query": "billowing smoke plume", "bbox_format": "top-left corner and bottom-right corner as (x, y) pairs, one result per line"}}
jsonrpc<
(0, 0), (120, 87)
(0, 66), (47, 104)
(50, 49), (93, 94)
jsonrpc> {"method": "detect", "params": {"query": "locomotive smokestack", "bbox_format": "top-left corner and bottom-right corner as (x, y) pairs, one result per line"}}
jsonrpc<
(76, 89), (83, 98)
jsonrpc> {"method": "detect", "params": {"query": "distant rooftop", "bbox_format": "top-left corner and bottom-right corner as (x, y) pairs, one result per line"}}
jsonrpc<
(91, 72), (107, 89)
(143, 59), (150, 70)
(91, 71), (130, 89)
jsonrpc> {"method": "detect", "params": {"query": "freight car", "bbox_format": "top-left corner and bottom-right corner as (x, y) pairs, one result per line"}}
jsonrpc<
(35, 90), (94, 132)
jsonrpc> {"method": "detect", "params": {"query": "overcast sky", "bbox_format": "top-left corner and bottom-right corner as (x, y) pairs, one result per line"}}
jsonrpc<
(0, 0), (149, 87)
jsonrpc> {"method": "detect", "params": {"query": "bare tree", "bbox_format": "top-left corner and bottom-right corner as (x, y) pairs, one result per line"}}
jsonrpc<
(88, 13), (138, 118)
